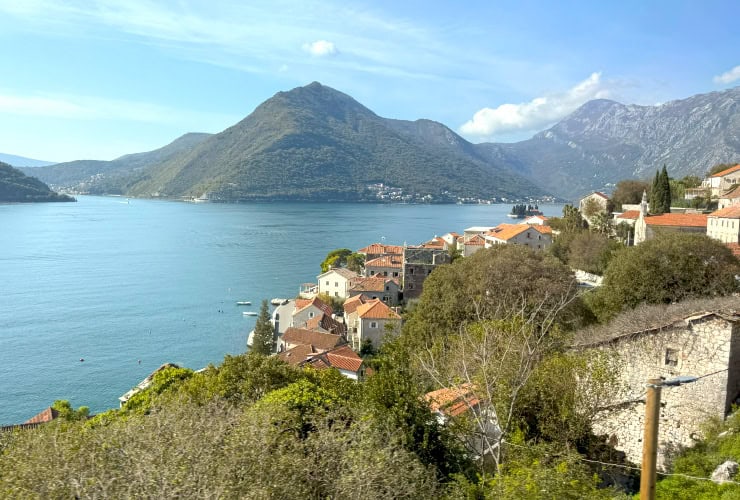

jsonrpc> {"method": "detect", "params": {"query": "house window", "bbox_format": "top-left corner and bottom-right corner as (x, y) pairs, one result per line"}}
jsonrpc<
(370, 270), (376, 275)
(370, 321), (378, 329)
(385, 286), (390, 291)
(309, 312), (315, 319)
(383, 271), (388, 276)
(325, 281), (329, 286)
(382, 296), (388, 302)
(664, 348), (679, 367)
(408, 283), (414, 289)
(409, 268), (414, 274)
(335, 292), (339, 297)
(335, 282), (338, 287)
(393, 271), (399, 277)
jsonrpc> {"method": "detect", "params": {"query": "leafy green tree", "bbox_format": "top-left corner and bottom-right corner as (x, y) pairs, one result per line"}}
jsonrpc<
(51, 400), (90, 422)
(587, 232), (740, 322)
(611, 179), (650, 211)
(567, 231), (620, 275)
(251, 299), (274, 355)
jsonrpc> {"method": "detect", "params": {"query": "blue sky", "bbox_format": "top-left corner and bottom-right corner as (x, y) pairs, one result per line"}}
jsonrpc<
(0, 0), (738, 162)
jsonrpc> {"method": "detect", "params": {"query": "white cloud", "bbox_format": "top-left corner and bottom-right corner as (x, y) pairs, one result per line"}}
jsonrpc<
(713, 65), (740, 85)
(302, 40), (338, 57)
(460, 72), (611, 140)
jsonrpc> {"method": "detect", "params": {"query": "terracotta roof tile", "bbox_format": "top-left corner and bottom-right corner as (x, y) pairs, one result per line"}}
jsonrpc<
(304, 313), (347, 335)
(532, 225), (553, 235)
(721, 185), (740, 199)
(349, 276), (388, 292)
(356, 299), (401, 320)
(323, 345), (364, 372)
(710, 206), (740, 218)
(23, 407), (59, 424)
(343, 294), (368, 315)
(364, 255), (403, 269)
(294, 297), (334, 317)
(485, 223), (530, 241)
(424, 384), (480, 417)
(281, 327), (346, 351)
(709, 164), (740, 178)
(464, 234), (486, 246)
(644, 213), (708, 227)
(278, 344), (316, 366)
(357, 243), (403, 255)
(616, 210), (641, 220)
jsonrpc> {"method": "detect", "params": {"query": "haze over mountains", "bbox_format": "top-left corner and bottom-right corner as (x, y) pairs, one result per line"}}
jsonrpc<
(17, 83), (740, 201)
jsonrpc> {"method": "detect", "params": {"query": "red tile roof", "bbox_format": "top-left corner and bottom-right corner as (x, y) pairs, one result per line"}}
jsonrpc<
(343, 294), (369, 315)
(721, 186), (740, 199)
(23, 407), (59, 424)
(322, 345), (364, 372)
(357, 243), (403, 255)
(464, 234), (486, 246)
(710, 206), (740, 218)
(356, 299), (401, 320)
(281, 327), (346, 351)
(616, 210), (641, 220)
(349, 276), (388, 292)
(305, 313), (346, 335)
(709, 164), (740, 178)
(294, 297), (334, 317)
(424, 384), (481, 417)
(532, 225), (553, 235)
(278, 344), (317, 366)
(644, 213), (708, 227)
(364, 255), (403, 269)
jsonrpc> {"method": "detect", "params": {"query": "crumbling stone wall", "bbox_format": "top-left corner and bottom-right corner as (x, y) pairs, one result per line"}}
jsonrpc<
(591, 315), (739, 468)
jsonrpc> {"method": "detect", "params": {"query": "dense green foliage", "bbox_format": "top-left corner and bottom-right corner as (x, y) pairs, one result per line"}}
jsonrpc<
(251, 299), (275, 355)
(610, 179), (649, 211)
(566, 232), (622, 275)
(586, 232), (740, 322)
(0, 162), (75, 202)
(320, 248), (364, 273)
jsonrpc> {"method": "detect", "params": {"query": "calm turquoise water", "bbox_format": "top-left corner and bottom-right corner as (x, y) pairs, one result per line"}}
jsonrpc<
(0, 196), (563, 424)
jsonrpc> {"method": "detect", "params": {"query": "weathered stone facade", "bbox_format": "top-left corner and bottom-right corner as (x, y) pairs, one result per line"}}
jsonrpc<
(584, 311), (740, 468)
(402, 246), (451, 300)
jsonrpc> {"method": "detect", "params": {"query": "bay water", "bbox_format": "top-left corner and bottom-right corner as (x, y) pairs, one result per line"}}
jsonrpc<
(0, 196), (563, 424)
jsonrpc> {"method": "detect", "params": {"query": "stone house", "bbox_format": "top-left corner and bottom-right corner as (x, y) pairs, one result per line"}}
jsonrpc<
(364, 255), (403, 279)
(707, 206), (740, 244)
(345, 297), (401, 350)
(348, 276), (400, 305)
(718, 185), (740, 210)
(277, 344), (365, 380)
(579, 191), (610, 220)
(317, 267), (360, 299)
(699, 164), (740, 198)
(574, 299), (740, 468)
(402, 246), (451, 300)
(482, 223), (552, 250)
(291, 297), (334, 330)
(461, 234), (486, 257)
(463, 226), (497, 239)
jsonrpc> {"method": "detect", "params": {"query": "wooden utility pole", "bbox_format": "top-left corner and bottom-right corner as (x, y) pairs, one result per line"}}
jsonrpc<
(640, 378), (662, 500)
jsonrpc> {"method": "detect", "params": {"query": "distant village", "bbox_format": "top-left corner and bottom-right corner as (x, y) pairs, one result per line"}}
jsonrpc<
(7, 165), (740, 476)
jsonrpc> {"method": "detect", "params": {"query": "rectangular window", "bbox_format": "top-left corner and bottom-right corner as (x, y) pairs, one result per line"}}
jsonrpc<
(370, 321), (378, 329)
(334, 292), (339, 297)
(665, 348), (679, 367)
(385, 286), (390, 291)
(326, 281), (329, 286)
(393, 272), (399, 277)
(335, 282), (338, 287)
(409, 268), (414, 274)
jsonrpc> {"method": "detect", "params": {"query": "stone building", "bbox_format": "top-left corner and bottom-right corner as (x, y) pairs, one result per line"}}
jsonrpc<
(402, 246), (451, 300)
(574, 298), (740, 467)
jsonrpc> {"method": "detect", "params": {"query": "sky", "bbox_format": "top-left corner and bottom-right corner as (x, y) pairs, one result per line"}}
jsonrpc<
(0, 0), (738, 163)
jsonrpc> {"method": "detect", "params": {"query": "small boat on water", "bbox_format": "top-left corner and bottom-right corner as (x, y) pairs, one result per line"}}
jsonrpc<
(236, 301), (252, 306)
(271, 298), (289, 306)
(243, 311), (258, 316)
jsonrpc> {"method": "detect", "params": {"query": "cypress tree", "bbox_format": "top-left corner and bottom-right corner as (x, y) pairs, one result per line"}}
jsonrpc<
(649, 170), (662, 214)
(659, 164), (671, 213)
(251, 299), (275, 355)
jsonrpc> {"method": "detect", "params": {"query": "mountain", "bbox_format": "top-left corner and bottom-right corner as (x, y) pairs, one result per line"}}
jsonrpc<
(0, 161), (75, 202)
(476, 87), (740, 199)
(0, 153), (56, 168)
(20, 133), (212, 194)
(121, 82), (543, 202)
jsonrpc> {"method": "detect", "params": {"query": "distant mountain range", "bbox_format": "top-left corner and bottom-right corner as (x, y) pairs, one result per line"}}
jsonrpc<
(0, 161), (75, 202)
(0, 153), (56, 168)
(17, 83), (740, 201)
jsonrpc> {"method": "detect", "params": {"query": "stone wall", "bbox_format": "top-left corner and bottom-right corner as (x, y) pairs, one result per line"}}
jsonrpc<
(591, 315), (739, 467)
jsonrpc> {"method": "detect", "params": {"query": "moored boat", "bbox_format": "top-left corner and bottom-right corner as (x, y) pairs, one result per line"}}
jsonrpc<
(236, 301), (251, 305)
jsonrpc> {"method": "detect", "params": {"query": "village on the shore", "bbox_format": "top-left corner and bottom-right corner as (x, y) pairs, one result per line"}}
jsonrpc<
(9, 165), (740, 474)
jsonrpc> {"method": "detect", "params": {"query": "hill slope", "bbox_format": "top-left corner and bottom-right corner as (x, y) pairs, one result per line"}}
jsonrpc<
(124, 82), (544, 202)
(0, 153), (56, 168)
(0, 162), (75, 202)
(20, 133), (212, 194)
(476, 87), (740, 199)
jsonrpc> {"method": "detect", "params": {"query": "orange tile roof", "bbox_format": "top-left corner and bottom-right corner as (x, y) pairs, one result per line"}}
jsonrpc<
(485, 223), (530, 241)
(709, 164), (740, 178)
(357, 243), (403, 255)
(356, 299), (401, 320)
(464, 234), (486, 246)
(281, 327), (346, 351)
(424, 384), (481, 418)
(343, 294), (368, 315)
(349, 276), (388, 292)
(305, 313), (346, 335)
(295, 297), (334, 317)
(710, 206), (740, 218)
(364, 255), (403, 269)
(323, 345), (364, 372)
(532, 225), (553, 235)
(644, 213), (708, 227)
(617, 210), (641, 220)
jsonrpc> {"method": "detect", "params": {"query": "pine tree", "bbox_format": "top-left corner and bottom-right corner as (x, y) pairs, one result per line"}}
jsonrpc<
(251, 299), (274, 355)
